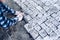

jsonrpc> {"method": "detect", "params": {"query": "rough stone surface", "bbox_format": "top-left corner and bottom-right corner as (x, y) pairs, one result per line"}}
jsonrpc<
(13, 0), (60, 40)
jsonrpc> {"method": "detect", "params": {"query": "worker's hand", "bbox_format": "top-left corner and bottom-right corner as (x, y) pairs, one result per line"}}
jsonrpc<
(15, 11), (24, 21)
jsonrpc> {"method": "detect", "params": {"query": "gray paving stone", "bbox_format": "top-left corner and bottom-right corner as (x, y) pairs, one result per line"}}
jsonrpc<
(24, 23), (33, 32)
(29, 18), (38, 24)
(21, 4), (28, 10)
(36, 13), (43, 19)
(39, 29), (47, 38)
(28, 19), (37, 26)
(54, 29), (60, 36)
(57, 11), (60, 16)
(36, 6), (42, 11)
(56, 15), (60, 22)
(54, 4), (60, 10)
(37, 19), (43, 25)
(33, 24), (41, 31)
(48, 6), (58, 13)
(20, 0), (26, 3)
(41, 0), (47, 3)
(25, 2), (35, 11)
(35, 36), (43, 40)
(37, 17), (47, 25)
(40, 23), (47, 30)
(43, 6), (49, 11)
(30, 9), (40, 18)
(57, 25), (60, 29)
(56, 37), (60, 40)
(49, 31), (57, 39)
(44, 36), (50, 40)
(29, 29), (39, 39)
(40, 23), (52, 34)
(23, 1), (29, 6)
(24, 15), (32, 22)
(28, 0), (38, 8)
(45, 20), (52, 26)
(51, 13), (58, 18)
(52, 20), (59, 26)
(49, 23), (57, 31)
(45, 1), (51, 6)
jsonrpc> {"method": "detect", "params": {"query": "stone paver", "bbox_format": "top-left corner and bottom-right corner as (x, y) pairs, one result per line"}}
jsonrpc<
(13, 0), (60, 40)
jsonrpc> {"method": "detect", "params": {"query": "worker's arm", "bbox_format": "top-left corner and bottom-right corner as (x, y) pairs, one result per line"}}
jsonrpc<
(1, 2), (16, 15)
(0, 16), (18, 29)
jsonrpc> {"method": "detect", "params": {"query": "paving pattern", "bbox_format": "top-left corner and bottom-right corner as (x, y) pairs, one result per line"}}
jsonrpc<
(14, 0), (60, 40)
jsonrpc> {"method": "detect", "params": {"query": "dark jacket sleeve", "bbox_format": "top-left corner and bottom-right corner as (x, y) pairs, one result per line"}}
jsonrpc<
(1, 2), (16, 15)
(0, 16), (18, 29)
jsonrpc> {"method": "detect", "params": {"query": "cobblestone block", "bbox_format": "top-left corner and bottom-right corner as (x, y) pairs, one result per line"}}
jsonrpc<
(40, 23), (47, 29)
(51, 13), (58, 18)
(30, 9), (39, 18)
(24, 23), (33, 32)
(14, 0), (21, 4)
(52, 20), (59, 26)
(57, 11), (60, 16)
(43, 6), (49, 11)
(49, 23), (57, 31)
(56, 36), (60, 40)
(25, 9), (33, 15)
(33, 0), (41, 4)
(57, 25), (60, 29)
(38, 17), (47, 25)
(40, 23), (52, 34)
(49, 31), (57, 39)
(37, 19), (43, 25)
(21, 4), (28, 10)
(23, 1), (29, 5)
(24, 15), (32, 22)
(36, 6), (42, 11)
(51, 0), (58, 4)
(35, 36), (43, 40)
(20, 0), (26, 3)
(41, 0), (48, 3)
(23, 8), (31, 14)
(55, 15), (60, 22)
(25, 3), (35, 11)
(28, 19), (37, 25)
(45, 1), (51, 6)
(44, 36), (50, 40)
(47, 16), (55, 22)
(33, 24), (41, 31)
(28, 0), (38, 7)
(33, 0), (45, 7)
(29, 18), (38, 24)
(29, 29), (39, 39)
(39, 29), (47, 38)
(36, 13), (43, 19)
(48, 6), (58, 13)
(45, 20), (52, 26)
(54, 29), (60, 36)
(54, 4), (60, 10)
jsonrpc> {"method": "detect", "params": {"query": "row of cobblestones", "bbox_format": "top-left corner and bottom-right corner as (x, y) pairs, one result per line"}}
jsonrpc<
(14, 0), (60, 40)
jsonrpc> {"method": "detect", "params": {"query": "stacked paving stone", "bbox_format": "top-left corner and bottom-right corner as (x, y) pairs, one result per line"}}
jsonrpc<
(14, 0), (60, 40)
